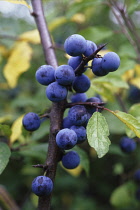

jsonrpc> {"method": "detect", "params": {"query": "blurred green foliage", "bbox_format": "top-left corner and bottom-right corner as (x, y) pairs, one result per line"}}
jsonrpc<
(1, 0), (140, 209)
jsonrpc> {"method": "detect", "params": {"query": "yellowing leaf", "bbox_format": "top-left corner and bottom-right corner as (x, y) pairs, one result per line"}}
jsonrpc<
(122, 69), (134, 81)
(0, 83), (9, 89)
(126, 104), (140, 138)
(71, 13), (86, 24)
(99, 49), (111, 57)
(91, 74), (128, 101)
(61, 163), (82, 177)
(0, 45), (9, 57)
(130, 77), (140, 88)
(10, 115), (24, 144)
(3, 41), (32, 88)
(122, 64), (140, 83)
(48, 16), (68, 32)
(4, 0), (31, 8)
(108, 110), (140, 138)
(75, 0), (82, 2)
(19, 30), (41, 44)
(0, 115), (12, 123)
(135, 64), (140, 76)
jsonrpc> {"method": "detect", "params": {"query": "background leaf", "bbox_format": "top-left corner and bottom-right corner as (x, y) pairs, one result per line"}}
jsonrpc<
(91, 74), (129, 89)
(0, 142), (11, 174)
(126, 104), (140, 138)
(87, 112), (111, 158)
(3, 41), (32, 88)
(110, 181), (137, 208)
(19, 30), (41, 44)
(10, 115), (24, 144)
(73, 146), (90, 176)
(90, 74), (128, 101)
(80, 26), (113, 44)
(0, 124), (11, 138)
(4, 0), (31, 8)
(19, 143), (48, 161)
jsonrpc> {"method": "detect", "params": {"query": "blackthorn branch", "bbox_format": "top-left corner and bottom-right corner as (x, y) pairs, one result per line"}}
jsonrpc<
(31, 1), (66, 209)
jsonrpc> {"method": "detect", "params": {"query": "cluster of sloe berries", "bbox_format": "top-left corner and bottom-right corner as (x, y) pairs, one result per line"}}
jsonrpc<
(22, 34), (120, 197)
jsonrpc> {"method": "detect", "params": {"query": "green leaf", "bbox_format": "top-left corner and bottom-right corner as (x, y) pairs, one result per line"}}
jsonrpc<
(110, 181), (137, 208)
(73, 146), (90, 176)
(87, 112), (111, 158)
(0, 142), (11, 174)
(19, 143), (48, 161)
(0, 124), (12, 138)
(108, 110), (140, 138)
(90, 80), (115, 102)
(80, 26), (113, 44)
(103, 102), (126, 134)
(66, 0), (104, 18)
(129, 103), (140, 117)
(31, 121), (50, 141)
(113, 163), (124, 175)
(125, 126), (136, 139)
(128, 2), (140, 14)
(117, 58), (136, 75)
(90, 74), (128, 101)
(91, 74), (129, 89)
(109, 144), (125, 156)
(118, 44), (136, 59)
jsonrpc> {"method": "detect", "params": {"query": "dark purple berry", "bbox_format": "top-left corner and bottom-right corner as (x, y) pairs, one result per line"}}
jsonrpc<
(68, 105), (88, 126)
(136, 187), (140, 201)
(72, 74), (90, 93)
(70, 93), (87, 103)
(62, 151), (80, 169)
(70, 125), (87, 144)
(119, 136), (136, 153)
(68, 56), (83, 70)
(134, 169), (140, 183)
(22, 112), (40, 131)
(101, 52), (120, 72)
(62, 117), (73, 129)
(56, 128), (77, 150)
(32, 176), (53, 196)
(64, 34), (87, 56)
(84, 40), (97, 57)
(46, 81), (67, 102)
(92, 58), (109, 76)
(128, 85), (140, 103)
(55, 65), (75, 86)
(35, 65), (55, 85)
